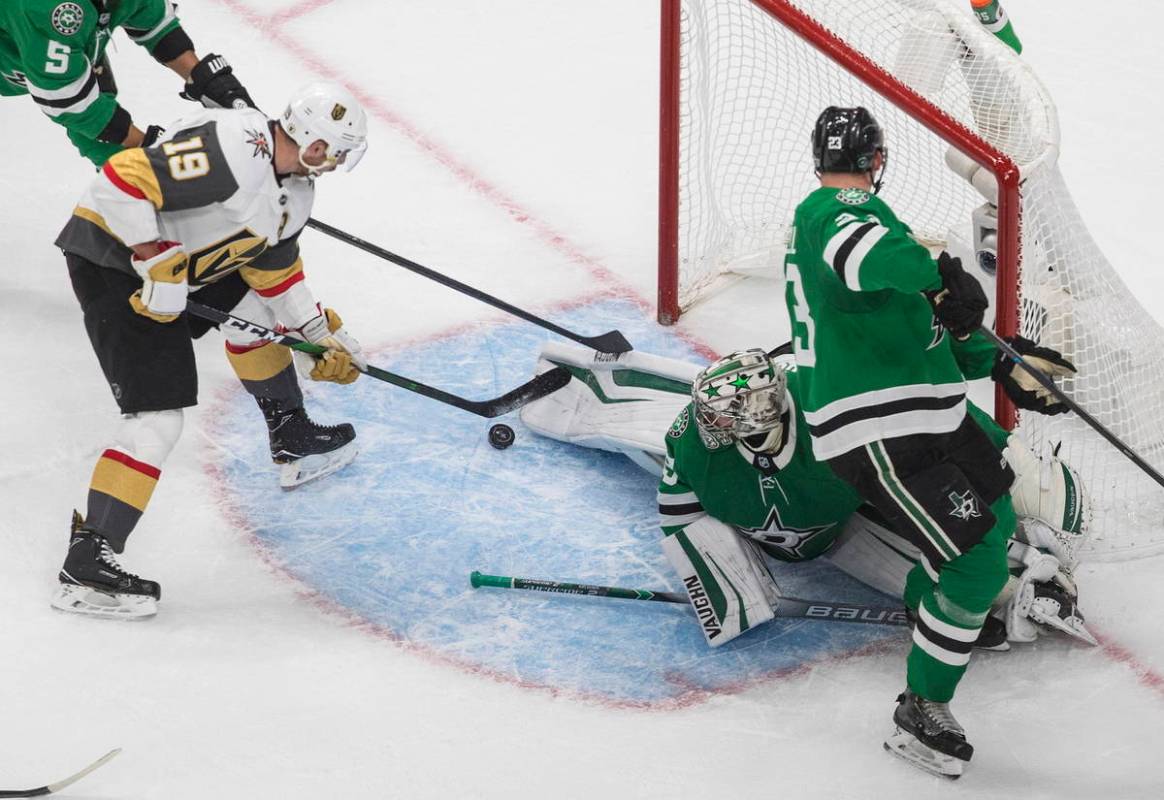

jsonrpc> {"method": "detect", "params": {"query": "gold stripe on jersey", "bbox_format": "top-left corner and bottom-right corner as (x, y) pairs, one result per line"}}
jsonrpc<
(225, 341), (293, 382)
(106, 149), (164, 209)
(72, 206), (120, 239)
(241, 257), (304, 294)
(89, 449), (161, 513)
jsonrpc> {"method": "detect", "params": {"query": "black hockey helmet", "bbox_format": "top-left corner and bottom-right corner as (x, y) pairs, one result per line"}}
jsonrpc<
(811, 106), (888, 189)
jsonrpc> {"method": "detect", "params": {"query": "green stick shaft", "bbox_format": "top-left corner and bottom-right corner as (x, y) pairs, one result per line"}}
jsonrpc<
(470, 571), (687, 603)
(470, 571), (910, 627)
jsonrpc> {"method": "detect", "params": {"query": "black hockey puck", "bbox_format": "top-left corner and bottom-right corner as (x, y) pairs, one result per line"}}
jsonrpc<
(488, 423), (515, 450)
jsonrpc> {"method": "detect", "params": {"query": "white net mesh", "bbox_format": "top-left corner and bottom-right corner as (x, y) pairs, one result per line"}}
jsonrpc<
(676, 0), (1164, 558)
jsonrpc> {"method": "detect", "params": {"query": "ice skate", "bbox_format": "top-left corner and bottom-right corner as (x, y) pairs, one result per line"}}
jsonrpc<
(884, 690), (972, 779)
(259, 398), (359, 489)
(51, 512), (160, 619)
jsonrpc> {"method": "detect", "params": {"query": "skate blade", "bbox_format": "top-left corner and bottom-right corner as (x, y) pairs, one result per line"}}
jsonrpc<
(279, 441), (359, 490)
(884, 729), (964, 779)
(50, 583), (157, 619)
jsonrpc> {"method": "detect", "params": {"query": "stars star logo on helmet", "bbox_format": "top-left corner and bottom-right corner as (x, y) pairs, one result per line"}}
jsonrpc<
(703, 385), (720, 398)
(729, 374), (752, 389)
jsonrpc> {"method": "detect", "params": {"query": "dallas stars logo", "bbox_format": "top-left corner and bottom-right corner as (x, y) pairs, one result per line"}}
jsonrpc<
(947, 490), (981, 521)
(245, 128), (271, 160)
(739, 504), (834, 559)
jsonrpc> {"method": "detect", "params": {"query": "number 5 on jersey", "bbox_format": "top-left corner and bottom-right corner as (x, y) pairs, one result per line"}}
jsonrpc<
(162, 137), (211, 180)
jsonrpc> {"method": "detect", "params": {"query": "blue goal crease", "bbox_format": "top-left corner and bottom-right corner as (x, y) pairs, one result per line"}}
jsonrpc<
(210, 299), (901, 704)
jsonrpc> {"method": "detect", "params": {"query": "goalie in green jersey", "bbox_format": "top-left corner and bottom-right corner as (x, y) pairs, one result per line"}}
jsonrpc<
(0, 0), (253, 166)
(521, 343), (1093, 655)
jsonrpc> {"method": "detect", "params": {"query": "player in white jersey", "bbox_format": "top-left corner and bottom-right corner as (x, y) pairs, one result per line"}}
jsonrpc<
(51, 82), (369, 618)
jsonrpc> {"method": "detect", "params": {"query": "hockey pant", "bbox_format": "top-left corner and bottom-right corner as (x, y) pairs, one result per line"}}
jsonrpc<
(827, 419), (1015, 702)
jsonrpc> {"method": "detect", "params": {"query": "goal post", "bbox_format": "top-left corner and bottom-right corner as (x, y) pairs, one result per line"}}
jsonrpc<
(658, 0), (1164, 559)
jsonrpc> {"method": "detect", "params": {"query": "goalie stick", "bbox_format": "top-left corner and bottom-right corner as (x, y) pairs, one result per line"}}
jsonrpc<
(304, 217), (634, 355)
(185, 301), (571, 418)
(0, 748), (120, 798)
(982, 326), (1164, 490)
(470, 571), (910, 627)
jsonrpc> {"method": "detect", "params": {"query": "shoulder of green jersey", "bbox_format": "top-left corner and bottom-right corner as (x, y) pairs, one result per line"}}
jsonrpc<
(823, 213), (891, 291)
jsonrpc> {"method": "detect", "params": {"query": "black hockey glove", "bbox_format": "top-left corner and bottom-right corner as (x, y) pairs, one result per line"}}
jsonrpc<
(992, 336), (1076, 415)
(180, 53), (255, 110)
(926, 251), (988, 339)
(141, 125), (165, 148)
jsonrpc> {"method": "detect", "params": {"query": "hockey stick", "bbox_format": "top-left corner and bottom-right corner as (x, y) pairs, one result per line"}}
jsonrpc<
(185, 301), (571, 418)
(470, 571), (910, 627)
(0, 748), (120, 798)
(304, 217), (633, 355)
(982, 326), (1164, 490)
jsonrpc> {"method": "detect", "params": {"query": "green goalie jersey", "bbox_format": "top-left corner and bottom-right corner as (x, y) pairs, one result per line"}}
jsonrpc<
(782, 186), (997, 460)
(0, 1), (188, 164)
(658, 369), (863, 562)
(658, 366), (1009, 563)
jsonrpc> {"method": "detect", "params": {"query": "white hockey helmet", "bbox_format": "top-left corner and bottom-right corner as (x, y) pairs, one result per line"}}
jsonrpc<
(692, 349), (789, 452)
(281, 82), (368, 174)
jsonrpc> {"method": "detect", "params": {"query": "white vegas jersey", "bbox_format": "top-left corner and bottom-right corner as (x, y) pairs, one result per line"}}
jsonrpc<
(56, 107), (319, 320)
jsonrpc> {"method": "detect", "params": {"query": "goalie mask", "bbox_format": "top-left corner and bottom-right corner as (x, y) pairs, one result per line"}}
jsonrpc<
(282, 82), (369, 175)
(692, 349), (789, 453)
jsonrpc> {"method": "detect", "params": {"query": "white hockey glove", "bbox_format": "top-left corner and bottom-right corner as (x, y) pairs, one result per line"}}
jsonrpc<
(1001, 539), (1096, 646)
(295, 307), (366, 384)
(662, 516), (780, 647)
(129, 242), (189, 323)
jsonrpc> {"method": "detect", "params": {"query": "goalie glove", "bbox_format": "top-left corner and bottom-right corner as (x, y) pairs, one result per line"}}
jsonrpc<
(991, 336), (1076, 415)
(926, 251), (988, 339)
(295, 307), (365, 384)
(129, 242), (188, 323)
(180, 54), (255, 110)
(1002, 540), (1096, 646)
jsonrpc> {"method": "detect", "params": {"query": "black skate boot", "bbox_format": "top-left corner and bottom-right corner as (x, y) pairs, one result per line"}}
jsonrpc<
(258, 397), (358, 489)
(51, 511), (161, 619)
(884, 690), (973, 778)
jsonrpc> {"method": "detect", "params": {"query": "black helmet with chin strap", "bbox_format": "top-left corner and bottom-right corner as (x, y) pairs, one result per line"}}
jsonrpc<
(811, 106), (888, 192)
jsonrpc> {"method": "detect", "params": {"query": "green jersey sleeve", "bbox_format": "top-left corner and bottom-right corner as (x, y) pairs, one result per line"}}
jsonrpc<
(657, 422), (708, 537)
(818, 194), (941, 295)
(14, 0), (119, 141)
(116, 0), (182, 57)
(949, 329), (998, 380)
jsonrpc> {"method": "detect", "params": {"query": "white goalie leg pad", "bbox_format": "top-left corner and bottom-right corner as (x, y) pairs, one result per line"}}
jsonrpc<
(824, 509), (921, 599)
(520, 341), (701, 475)
(1002, 539), (1096, 645)
(1004, 433), (1091, 569)
(114, 409), (184, 467)
(662, 516), (779, 647)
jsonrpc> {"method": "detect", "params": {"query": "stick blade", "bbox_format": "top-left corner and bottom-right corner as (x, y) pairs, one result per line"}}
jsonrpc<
(471, 366), (571, 418)
(579, 330), (633, 355)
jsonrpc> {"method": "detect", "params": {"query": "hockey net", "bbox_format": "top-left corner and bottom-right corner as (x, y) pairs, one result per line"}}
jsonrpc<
(659, 0), (1164, 559)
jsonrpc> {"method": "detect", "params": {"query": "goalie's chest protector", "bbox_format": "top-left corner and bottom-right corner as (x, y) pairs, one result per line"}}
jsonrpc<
(677, 381), (863, 561)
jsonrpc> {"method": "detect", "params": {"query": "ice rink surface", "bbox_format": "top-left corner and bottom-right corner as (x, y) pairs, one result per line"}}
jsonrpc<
(2, 1), (1163, 797)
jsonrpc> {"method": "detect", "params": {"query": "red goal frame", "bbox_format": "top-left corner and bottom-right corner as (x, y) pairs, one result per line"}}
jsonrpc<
(657, 0), (1022, 428)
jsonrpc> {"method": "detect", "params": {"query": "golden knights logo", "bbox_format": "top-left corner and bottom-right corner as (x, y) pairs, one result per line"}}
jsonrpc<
(331, 103), (347, 121)
(245, 128), (271, 160)
(947, 490), (981, 521)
